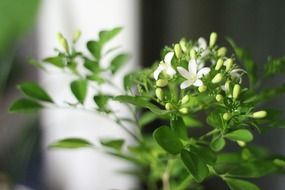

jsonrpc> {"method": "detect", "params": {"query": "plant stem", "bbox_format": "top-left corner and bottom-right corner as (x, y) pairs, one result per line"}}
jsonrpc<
(162, 160), (171, 190)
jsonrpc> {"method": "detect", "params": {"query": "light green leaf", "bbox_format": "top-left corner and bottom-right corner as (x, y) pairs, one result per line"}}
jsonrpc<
(70, 79), (88, 104)
(94, 94), (110, 109)
(180, 149), (209, 182)
(49, 138), (93, 149)
(99, 27), (122, 44)
(43, 56), (65, 68)
(87, 40), (102, 59)
(138, 111), (157, 127)
(83, 59), (100, 73)
(110, 53), (130, 74)
(9, 98), (42, 113)
(210, 136), (226, 152)
(18, 82), (53, 102)
(225, 129), (253, 142)
(114, 95), (169, 115)
(153, 126), (183, 154)
(225, 178), (260, 190)
(100, 139), (125, 150)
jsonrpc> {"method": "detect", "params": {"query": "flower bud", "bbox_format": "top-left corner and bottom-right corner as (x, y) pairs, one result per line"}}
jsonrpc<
(211, 73), (223, 84)
(181, 95), (190, 104)
(174, 44), (182, 58)
(225, 58), (233, 72)
(237, 140), (246, 147)
(198, 85), (207, 92)
(165, 103), (173, 111)
(224, 80), (231, 92)
(215, 94), (224, 102)
(209, 32), (218, 48)
(156, 79), (168, 87)
(232, 84), (241, 100)
(57, 33), (69, 53)
(223, 112), (232, 121)
(252, 110), (267, 119)
(73, 30), (81, 43)
(155, 88), (164, 100)
(217, 47), (227, 57)
(190, 49), (196, 59)
(179, 39), (187, 52)
(179, 107), (188, 114)
(215, 59), (224, 71)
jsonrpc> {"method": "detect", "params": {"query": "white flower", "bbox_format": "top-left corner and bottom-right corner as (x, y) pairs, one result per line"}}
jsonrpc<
(230, 69), (246, 83)
(177, 59), (210, 89)
(194, 37), (210, 58)
(153, 52), (176, 80)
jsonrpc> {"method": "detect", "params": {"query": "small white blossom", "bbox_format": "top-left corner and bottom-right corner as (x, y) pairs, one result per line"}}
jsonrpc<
(194, 37), (210, 58)
(177, 59), (210, 89)
(153, 52), (176, 80)
(230, 69), (246, 83)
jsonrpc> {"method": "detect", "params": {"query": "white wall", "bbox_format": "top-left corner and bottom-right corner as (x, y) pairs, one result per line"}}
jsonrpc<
(37, 0), (140, 189)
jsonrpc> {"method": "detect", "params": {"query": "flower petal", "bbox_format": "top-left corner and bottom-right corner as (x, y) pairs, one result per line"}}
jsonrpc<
(197, 67), (210, 78)
(193, 79), (203, 87)
(177, 66), (191, 79)
(188, 59), (197, 75)
(166, 66), (176, 76)
(164, 52), (174, 64)
(180, 80), (193, 89)
(198, 37), (207, 50)
(153, 65), (164, 80)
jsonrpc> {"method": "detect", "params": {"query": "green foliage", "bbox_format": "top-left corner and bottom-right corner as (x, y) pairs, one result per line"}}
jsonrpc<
(10, 29), (285, 190)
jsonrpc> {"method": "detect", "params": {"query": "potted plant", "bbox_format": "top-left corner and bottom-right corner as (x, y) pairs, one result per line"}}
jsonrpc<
(10, 28), (285, 190)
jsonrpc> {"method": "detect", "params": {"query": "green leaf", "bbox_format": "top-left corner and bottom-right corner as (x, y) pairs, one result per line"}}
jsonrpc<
(190, 145), (216, 166)
(153, 126), (183, 154)
(225, 129), (253, 142)
(83, 59), (100, 73)
(180, 149), (209, 182)
(43, 56), (65, 68)
(109, 53), (130, 74)
(99, 27), (122, 44)
(70, 79), (88, 104)
(264, 56), (285, 77)
(87, 74), (105, 84)
(170, 116), (188, 140)
(138, 111), (157, 127)
(9, 98), (42, 113)
(87, 40), (102, 59)
(18, 82), (53, 102)
(94, 94), (110, 109)
(100, 139), (125, 150)
(210, 136), (226, 152)
(225, 178), (260, 190)
(114, 95), (169, 115)
(49, 138), (93, 149)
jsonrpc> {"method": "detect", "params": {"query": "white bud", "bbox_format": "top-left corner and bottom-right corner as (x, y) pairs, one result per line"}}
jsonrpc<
(174, 44), (182, 58)
(225, 58), (233, 72)
(181, 95), (190, 104)
(223, 112), (232, 121)
(165, 103), (173, 111)
(179, 107), (188, 114)
(215, 94), (223, 102)
(156, 79), (168, 87)
(211, 73), (223, 84)
(252, 110), (267, 119)
(155, 88), (164, 100)
(198, 85), (207, 92)
(215, 59), (224, 71)
(232, 84), (241, 100)
(209, 32), (218, 48)
(217, 47), (227, 57)
(179, 39), (187, 52)
(190, 49), (196, 59)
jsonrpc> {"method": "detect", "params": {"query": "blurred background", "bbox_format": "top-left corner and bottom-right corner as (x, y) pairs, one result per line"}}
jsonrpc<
(1, 0), (285, 189)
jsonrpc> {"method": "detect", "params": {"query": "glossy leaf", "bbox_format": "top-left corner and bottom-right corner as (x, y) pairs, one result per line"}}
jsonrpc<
(9, 98), (42, 113)
(18, 82), (53, 102)
(49, 138), (93, 149)
(70, 79), (88, 104)
(153, 126), (183, 154)
(225, 129), (253, 142)
(180, 149), (209, 182)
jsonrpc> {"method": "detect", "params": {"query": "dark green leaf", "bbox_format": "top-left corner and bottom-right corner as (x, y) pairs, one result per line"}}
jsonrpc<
(94, 94), (110, 109)
(110, 53), (130, 74)
(190, 145), (216, 166)
(43, 56), (65, 68)
(170, 116), (188, 140)
(225, 129), (253, 142)
(99, 27), (122, 44)
(114, 95), (169, 115)
(100, 139), (124, 150)
(180, 149), (209, 182)
(153, 126), (183, 154)
(264, 56), (285, 77)
(49, 138), (93, 149)
(210, 136), (226, 152)
(84, 59), (100, 73)
(70, 79), (88, 104)
(87, 40), (102, 59)
(18, 82), (53, 102)
(225, 178), (260, 190)
(9, 98), (42, 113)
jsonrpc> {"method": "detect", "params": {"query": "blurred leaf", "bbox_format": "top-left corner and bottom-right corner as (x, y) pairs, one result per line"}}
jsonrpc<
(190, 145), (216, 166)
(43, 56), (65, 68)
(70, 79), (88, 104)
(99, 27), (122, 44)
(180, 149), (209, 183)
(114, 95), (169, 115)
(109, 53), (130, 74)
(182, 115), (203, 128)
(138, 111), (157, 127)
(210, 136), (226, 152)
(264, 56), (285, 77)
(49, 138), (93, 149)
(225, 129), (253, 142)
(225, 178), (260, 190)
(100, 139), (124, 151)
(87, 74), (105, 84)
(87, 40), (102, 60)
(153, 126), (183, 154)
(9, 98), (42, 113)
(18, 82), (53, 102)
(94, 94), (110, 109)
(83, 59), (100, 73)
